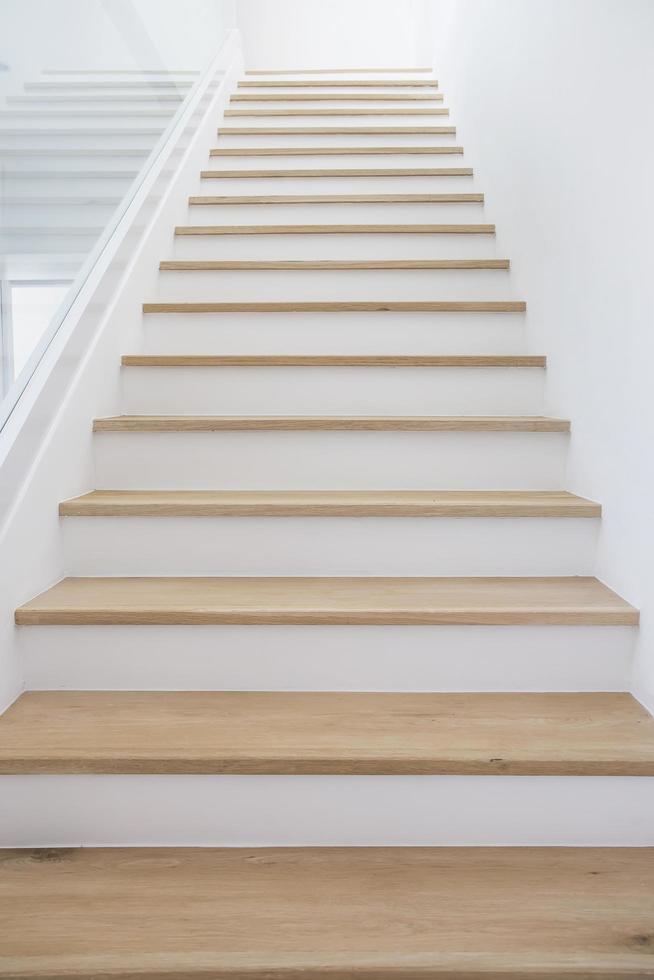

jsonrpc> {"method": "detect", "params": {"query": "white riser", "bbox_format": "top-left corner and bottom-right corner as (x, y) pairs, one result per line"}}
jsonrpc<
(222, 114), (452, 126)
(196, 176), (477, 194)
(153, 268), (513, 302)
(94, 431), (568, 490)
(0, 177), (134, 196)
(2, 775), (651, 847)
(61, 516), (596, 577)
(142, 312), (528, 355)
(205, 153), (469, 170)
(20, 623), (633, 692)
(121, 366), (543, 415)
(171, 233), (499, 260)
(215, 134), (460, 149)
(0, 203), (118, 226)
(186, 202), (486, 223)
(237, 86), (443, 94)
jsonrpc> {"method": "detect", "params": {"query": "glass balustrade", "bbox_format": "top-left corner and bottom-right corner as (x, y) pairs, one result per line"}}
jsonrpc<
(0, 0), (233, 429)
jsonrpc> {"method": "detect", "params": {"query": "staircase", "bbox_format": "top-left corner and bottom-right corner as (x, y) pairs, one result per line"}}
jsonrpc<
(2, 65), (654, 978)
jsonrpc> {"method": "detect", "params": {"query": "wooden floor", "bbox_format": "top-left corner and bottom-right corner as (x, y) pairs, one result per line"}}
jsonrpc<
(1, 691), (653, 774)
(1, 847), (654, 978)
(14, 575), (637, 626)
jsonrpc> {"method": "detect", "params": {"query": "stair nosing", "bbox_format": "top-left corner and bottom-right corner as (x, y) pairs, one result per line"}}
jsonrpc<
(209, 147), (464, 156)
(187, 193), (483, 204)
(59, 490), (601, 519)
(91, 415), (568, 432)
(159, 259), (508, 270)
(120, 355), (544, 367)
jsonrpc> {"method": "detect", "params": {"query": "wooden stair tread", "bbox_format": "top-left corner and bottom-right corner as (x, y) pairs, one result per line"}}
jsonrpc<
(230, 93), (445, 100)
(2, 847), (654, 977)
(209, 146), (464, 156)
(160, 259), (508, 270)
(244, 68), (434, 74)
(224, 108), (450, 116)
(0, 691), (648, 773)
(14, 576), (634, 628)
(92, 415), (565, 432)
(237, 80), (440, 88)
(143, 301), (522, 314)
(201, 167), (473, 177)
(173, 225), (493, 236)
(188, 193), (482, 204)
(217, 126), (456, 135)
(58, 490), (600, 518)
(120, 355), (544, 367)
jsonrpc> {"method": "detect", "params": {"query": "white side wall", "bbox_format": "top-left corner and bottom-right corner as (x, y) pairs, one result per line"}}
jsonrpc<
(429, 0), (654, 710)
(234, 0), (432, 69)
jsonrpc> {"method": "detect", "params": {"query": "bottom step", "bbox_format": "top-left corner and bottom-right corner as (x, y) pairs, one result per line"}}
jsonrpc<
(1, 847), (653, 978)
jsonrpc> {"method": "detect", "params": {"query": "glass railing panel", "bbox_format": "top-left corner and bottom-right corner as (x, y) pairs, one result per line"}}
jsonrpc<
(0, 0), (233, 428)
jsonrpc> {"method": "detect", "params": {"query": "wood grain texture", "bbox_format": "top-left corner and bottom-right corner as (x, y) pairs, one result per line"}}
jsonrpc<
(231, 93), (445, 101)
(58, 490), (601, 518)
(237, 80), (440, 88)
(224, 108), (450, 116)
(173, 225), (495, 237)
(0, 692), (650, 774)
(187, 193), (483, 204)
(2, 847), (654, 977)
(209, 146), (464, 156)
(92, 415), (564, 432)
(201, 167), (473, 177)
(121, 355), (544, 367)
(160, 259), (508, 270)
(143, 300), (521, 313)
(14, 576), (636, 627)
(217, 126), (456, 135)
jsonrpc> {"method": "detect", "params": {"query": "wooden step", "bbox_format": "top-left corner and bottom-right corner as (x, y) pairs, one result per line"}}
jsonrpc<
(143, 301), (522, 314)
(217, 126), (456, 135)
(237, 80), (440, 88)
(209, 146), (464, 156)
(201, 167), (473, 177)
(188, 193), (483, 205)
(160, 259), (508, 270)
(3, 847), (654, 978)
(231, 93), (445, 101)
(59, 489), (600, 518)
(174, 225), (495, 237)
(92, 416), (567, 432)
(121, 355), (543, 368)
(14, 576), (635, 628)
(224, 108), (450, 116)
(244, 68), (434, 74)
(0, 691), (649, 774)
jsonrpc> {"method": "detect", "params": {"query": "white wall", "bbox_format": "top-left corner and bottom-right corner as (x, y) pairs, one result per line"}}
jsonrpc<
(235, 0), (431, 69)
(430, 0), (654, 709)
